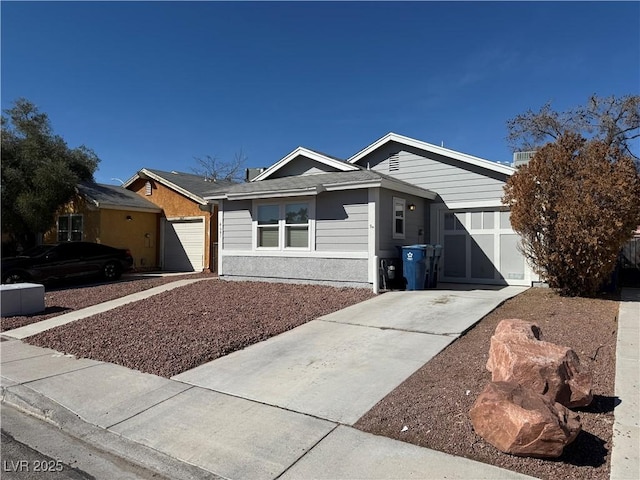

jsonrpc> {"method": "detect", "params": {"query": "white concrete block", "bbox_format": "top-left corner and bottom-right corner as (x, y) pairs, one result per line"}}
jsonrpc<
(0, 283), (45, 317)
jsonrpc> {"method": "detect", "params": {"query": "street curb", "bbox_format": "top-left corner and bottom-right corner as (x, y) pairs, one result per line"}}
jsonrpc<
(1, 382), (223, 480)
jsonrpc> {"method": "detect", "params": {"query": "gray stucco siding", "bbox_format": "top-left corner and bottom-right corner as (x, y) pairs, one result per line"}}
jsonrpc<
(315, 190), (368, 252)
(221, 255), (369, 285)
(222, 200), (252, 250)
(362, 142), (508, 205)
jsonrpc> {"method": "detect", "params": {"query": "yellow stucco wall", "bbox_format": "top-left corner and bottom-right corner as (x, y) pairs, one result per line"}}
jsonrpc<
(128, 178), (217, 271)
(44, 195), (160, 270)
(98, 209), (159, 270)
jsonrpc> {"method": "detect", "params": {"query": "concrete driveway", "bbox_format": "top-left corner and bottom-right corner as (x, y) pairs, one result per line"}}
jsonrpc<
(173, 285), (526, 424)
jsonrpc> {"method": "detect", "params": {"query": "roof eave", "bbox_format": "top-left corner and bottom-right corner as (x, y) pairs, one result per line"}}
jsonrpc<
(348, 132), (515, 176)
(130, 168), (208, 205)
(252, 147), (358, 182)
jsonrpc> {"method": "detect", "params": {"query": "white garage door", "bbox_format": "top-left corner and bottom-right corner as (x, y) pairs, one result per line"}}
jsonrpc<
(163, 218), (204, 272)
(438, 209), (530, 286)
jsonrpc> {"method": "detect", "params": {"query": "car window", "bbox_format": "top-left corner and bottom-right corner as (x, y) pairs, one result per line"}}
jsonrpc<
(23, 245), (55, 258)
(52, 243), (80, 260)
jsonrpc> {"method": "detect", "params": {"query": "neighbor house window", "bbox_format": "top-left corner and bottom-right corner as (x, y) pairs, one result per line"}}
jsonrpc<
(257, 204), (280, 248)
(255, 200), (313, 250)
(145, 181), (152, 196)
(392, 197), (405, 239)
(57, 214), (83, 242)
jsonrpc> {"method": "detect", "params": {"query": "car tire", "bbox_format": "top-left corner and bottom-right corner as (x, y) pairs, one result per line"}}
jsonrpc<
(2, 271), (29, 284)
(102, 262), (122, 281)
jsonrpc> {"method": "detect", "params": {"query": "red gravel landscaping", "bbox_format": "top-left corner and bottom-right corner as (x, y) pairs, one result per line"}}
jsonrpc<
(25, 279), (376, 377)
(1, 273), (211, 332)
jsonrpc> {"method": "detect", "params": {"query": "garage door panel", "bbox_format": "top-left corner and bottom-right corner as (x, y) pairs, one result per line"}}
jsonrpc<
(163, 219), (204, 272)
(500, 234), (525, 281)
(471, 234), (495, 280)
(443, 235), (466, 278)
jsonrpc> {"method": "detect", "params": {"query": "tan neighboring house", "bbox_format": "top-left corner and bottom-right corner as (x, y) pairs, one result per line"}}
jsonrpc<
(124, 169), (232, 272)
(44, 182), (162, 270)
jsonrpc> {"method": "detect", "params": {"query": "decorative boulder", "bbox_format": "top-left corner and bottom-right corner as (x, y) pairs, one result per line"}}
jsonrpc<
(486, 319), (593, 408)
(469, 381), (581, 458)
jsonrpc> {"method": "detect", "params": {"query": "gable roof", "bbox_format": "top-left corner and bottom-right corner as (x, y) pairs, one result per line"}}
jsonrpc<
(123, 168), (234, 205)
(251, 147), (360, 182)
(78, 182), (161, 213)
(206, 170), (437, 201)
(348, 132), (516, 176)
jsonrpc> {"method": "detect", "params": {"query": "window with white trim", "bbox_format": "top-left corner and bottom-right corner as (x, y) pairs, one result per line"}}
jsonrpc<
(392, 197), (405, 239)
(145, 181), (152, 196)
(257, 204), (280, 248)
(57, 214), (83, 242)
(285, 203), (309, 248)
(255, 200), (313, 250)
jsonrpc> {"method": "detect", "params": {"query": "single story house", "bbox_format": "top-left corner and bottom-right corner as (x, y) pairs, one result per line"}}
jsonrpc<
(44, 182), (162, 270)
(207, 133), (536, 290)
(124, 169), (232, 272)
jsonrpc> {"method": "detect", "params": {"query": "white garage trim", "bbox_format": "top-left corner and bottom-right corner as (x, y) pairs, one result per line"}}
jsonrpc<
(161, 216), (205, 272)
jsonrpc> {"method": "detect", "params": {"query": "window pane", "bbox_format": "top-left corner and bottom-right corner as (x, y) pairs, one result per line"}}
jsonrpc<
(71, 215), (83, 231)
(444, 213), (455, 231)
(258, 226), (279, 247)
(58, 216), (69, 232)
(285, 203), (308, 224)
(57, 231), (67, 242)
(70, 231), (83, 242)
(395, 218), (404, 235)
(286, 226), (308, 248)
(258, 205), (279, 225)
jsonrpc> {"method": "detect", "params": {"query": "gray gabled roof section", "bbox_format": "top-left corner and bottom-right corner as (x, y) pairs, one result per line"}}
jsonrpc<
(78, 182), (161, 213)
(206, 170), (437, 201)
(349, 132), (516, 176)
(124, 168), (235, 205)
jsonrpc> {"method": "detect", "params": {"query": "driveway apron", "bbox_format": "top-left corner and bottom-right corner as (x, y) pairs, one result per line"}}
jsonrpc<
(173, 285), (526, 424)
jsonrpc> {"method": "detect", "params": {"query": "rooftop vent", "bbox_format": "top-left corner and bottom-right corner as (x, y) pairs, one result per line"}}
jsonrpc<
(513, 151), (537, 168)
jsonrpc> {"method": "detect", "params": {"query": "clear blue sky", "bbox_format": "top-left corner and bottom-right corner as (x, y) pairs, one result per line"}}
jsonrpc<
(2, 1), (639, 185)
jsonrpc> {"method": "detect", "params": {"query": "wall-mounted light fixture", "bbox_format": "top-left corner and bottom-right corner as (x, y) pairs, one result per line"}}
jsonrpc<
(126, 215), (133, 221)
(408, 204), (416, 211)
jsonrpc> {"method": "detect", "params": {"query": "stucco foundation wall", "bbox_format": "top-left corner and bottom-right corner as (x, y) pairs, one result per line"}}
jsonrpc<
(221, 256), (369, 285)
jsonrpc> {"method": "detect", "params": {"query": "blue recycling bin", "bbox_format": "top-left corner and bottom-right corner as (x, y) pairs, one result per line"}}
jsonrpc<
(402, 245), (427, 290)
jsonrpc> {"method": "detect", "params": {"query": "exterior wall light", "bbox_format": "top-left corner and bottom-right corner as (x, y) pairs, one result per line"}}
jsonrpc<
(408, 204), (416, 211)
(126, 215), (133, 221)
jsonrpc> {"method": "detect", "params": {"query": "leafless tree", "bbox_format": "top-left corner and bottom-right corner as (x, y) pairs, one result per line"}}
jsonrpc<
(507, 95), (640, 160)
(192, 148), (247, 182)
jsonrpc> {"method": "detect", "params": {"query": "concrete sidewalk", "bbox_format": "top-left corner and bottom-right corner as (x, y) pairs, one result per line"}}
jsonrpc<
(1, 284), (636, 479)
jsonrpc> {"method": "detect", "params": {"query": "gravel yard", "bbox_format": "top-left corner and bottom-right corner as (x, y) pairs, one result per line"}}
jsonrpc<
(1, 273), (212, 332)
(355, 288), (619, 480)
(7, 278), (622, 479)
(25, 279), (375, 377)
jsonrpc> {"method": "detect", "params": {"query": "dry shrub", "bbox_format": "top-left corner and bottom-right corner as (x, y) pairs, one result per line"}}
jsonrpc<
(503, 133), (640, 296)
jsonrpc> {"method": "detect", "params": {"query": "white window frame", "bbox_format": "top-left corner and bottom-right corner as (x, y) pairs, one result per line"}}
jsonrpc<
(57, 214), (83, 242)
(256, 203), (280, 250)
(252, 197), (315, 251)
(392, 197), (406, 240)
